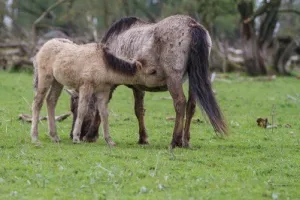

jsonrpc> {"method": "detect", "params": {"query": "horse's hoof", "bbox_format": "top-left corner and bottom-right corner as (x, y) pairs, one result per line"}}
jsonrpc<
(51, 136), (60, 143)
(138, 139), (149, 145)
(73, 137), (80, 144)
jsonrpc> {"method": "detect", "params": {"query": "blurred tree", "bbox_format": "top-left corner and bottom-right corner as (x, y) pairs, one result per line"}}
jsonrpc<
(0, 0), (5, 38)
(1, 0), (299, 74)
(237, 0), (268, 76)
(238, 0), (300, 75)
(161, 0), (239, 39)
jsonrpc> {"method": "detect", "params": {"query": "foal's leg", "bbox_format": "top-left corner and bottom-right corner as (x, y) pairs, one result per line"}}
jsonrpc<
(31, 87), (49, 142)
(132, 88), (148, 144)
(167, 78), (186, 148)
(183, 86), (196, 147)
(46, 79), (63, 142)
(72, 84), (93, 143)
(96, 91), (116, 146)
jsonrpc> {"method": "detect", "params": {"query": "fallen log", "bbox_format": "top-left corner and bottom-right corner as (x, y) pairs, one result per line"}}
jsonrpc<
(18, 113), (71, 123)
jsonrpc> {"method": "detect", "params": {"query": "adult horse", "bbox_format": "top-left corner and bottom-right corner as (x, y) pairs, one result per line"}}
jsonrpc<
(69, 15), (227, 148)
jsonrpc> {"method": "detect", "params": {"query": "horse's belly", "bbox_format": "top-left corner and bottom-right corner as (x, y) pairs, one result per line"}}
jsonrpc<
(141, 74), (167, 88)
(135, 85), (168, 92)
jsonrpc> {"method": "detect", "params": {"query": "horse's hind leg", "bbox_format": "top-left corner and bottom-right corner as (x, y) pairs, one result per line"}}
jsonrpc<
(132, 88), (148, 144)
(72, 84), (93, 143)
(167, 78), (186, 148)
(46, 79), (63, 142)
(96, 91), (116, 146)
(183, 86), (196, 147)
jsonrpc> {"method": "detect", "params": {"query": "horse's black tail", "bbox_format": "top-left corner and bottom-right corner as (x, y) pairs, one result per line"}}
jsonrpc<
(102, 45), (141, 76)
(187, 24), (227, 136)
(33, 57), (38, 91)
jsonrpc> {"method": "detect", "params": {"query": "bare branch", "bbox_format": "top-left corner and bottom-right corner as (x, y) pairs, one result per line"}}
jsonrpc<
(279, 9), (300, 16)
(32, 0), (70, 48)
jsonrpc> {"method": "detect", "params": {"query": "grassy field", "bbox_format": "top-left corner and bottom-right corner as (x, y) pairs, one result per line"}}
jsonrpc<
(0, 71), (300, 199)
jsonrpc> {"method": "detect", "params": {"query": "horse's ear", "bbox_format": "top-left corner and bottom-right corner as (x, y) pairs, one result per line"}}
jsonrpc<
(64, 89), (78, 98)
(136, 60), (142, 70)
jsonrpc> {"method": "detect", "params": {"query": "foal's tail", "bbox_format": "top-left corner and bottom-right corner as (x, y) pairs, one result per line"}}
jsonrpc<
(187, 23), (227, 136)
(33, 57), (38, 90)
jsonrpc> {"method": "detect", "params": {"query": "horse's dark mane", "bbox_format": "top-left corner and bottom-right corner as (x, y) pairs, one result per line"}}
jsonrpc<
(101, 16), (144, 43)
(102, 46), (137, 76)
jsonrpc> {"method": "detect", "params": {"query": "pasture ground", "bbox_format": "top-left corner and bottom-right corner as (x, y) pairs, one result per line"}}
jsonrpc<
(0, 71), (300, 199)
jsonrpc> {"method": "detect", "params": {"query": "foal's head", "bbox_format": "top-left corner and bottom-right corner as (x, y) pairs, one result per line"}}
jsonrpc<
(66, 90), (100, 142)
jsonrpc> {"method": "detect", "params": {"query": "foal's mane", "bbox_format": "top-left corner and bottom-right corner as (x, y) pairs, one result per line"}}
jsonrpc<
(101, 45), (138, 76)
(101, 16), (146, 43)
(100, 16), (147, 76)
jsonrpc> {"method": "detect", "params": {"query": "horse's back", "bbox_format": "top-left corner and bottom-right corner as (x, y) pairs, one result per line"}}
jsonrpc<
(105, 15), (210, 81)
(155, 15), (193, 29)
(151, 15), (193, 72)
(153, 15), (203, 45)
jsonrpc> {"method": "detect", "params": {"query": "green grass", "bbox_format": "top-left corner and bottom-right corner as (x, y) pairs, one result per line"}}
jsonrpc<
(0, 71), (300, 199)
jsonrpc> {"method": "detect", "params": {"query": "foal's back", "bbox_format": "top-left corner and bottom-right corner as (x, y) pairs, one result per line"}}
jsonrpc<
(36, 39), (106, 90)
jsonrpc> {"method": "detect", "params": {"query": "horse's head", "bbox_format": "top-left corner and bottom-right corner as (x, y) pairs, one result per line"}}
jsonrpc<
(65, 89), (100, 142)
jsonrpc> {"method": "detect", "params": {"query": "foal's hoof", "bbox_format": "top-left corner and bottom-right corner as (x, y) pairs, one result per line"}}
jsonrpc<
(108, 140), (116, 146)
(51, 135), (60, 143)
(31, 136), (39, 143)
(105, 137), (116, 147)
(73, 137), (81, 144)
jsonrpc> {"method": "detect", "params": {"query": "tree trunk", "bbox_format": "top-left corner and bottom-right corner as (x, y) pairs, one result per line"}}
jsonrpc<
(273, 37), (299, 75)
(238, 1), (267, 76)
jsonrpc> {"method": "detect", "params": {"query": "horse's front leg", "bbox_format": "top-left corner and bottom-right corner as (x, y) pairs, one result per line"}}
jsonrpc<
(132, 88), (148, 144)
(96, 91), (116, 146)
(183, 86), (196, 147)
(167, 78), (186, 148)
(72, 84), (93, 143)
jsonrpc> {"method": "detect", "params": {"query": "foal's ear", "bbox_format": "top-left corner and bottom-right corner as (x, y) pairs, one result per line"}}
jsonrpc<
(64, 89), (79, 98)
